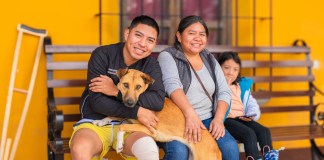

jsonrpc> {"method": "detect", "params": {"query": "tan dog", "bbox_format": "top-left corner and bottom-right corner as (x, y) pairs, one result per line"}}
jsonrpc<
(92, 69), (154, 126)
(93, 69), (222, 160)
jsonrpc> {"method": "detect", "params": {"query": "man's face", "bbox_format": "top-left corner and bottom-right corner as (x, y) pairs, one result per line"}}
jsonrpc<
(123, 23), (158, 65)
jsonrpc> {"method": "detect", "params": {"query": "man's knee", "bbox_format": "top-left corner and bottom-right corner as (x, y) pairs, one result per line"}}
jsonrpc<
(70, 143), (93, 160)
(131, 136), (159, 160)
(70, 134), (102, 160)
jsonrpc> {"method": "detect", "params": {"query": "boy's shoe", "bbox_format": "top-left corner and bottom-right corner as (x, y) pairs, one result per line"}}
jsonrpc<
(263, 146), (285, 160)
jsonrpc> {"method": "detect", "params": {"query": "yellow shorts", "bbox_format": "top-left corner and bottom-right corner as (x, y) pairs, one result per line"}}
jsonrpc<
(69, 122), (136, 160)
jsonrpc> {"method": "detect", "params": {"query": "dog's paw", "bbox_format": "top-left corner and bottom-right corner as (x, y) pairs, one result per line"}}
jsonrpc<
(92, 117), (113, 126)
(92, 120), (108, 126)
(116, 131), (125, 153)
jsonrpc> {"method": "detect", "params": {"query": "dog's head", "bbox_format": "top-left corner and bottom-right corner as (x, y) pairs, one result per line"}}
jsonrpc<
(116, 69), (155, 108)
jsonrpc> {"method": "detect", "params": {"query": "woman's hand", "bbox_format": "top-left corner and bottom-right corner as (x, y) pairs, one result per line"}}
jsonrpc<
(89, 75), (118, 96)
(209, 118), (225, 140)
(169, 89), (207, 143)
(184, 110), (207, 143)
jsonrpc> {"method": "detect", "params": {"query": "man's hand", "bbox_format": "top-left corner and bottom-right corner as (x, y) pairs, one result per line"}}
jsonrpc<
(137, 107), (159, 134)
(89, 75), (118, 96)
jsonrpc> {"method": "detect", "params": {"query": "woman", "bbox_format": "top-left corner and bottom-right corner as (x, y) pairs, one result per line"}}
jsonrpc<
(217, 52), (275, 160)
(157, 15), (239, 160)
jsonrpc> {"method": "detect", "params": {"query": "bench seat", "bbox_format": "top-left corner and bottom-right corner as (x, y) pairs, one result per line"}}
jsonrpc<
(270, 125), (324, 141)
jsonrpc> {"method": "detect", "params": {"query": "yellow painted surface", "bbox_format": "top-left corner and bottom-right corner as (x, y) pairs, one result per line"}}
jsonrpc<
(0, 0), (119, 159)
(0, 0), (324, 159)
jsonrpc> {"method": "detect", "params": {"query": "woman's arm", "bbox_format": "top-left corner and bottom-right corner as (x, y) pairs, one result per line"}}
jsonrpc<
(170, 89), (206, 143)
(158, 51), (206, 143)
(157, 51), (184, 96)
(213, 58), (231, 105)
(209, 58), (231, 139)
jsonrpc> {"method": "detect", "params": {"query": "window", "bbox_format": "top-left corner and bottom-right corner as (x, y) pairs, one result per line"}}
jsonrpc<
(99, 0), (232, 45)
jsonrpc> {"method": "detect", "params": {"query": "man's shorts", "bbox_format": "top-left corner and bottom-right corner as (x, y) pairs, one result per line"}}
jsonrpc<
(69, 122), (135, 160)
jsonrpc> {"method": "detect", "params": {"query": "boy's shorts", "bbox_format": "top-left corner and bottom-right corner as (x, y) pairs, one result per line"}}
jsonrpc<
(69, 122), (135, 160)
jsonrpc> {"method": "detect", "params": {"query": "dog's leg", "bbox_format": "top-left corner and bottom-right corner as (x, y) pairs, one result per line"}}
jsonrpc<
(116, 131), (125, 153)
(186, 131), (222, 160)
(92, 117), (114, 126)
(119, 124), (156, 137)
(117, 124), (157, 153)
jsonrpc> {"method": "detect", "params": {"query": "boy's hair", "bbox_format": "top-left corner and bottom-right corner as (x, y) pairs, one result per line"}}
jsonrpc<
(217, 51), (242, 85)
(128, 15), (159, 36)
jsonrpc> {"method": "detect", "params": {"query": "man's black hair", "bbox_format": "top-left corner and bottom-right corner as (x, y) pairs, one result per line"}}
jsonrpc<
(129, 15), (159, 36)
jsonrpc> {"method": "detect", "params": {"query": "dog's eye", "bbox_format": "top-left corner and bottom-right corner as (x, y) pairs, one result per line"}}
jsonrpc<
(136, 85), (141, 90)
(123, 83), (129, 88)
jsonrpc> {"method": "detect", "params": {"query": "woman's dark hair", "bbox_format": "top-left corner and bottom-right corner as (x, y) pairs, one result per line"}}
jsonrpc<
(129, 15), (159, 36)
(174, 15), (209, 47)
(217, 51), (242, 85)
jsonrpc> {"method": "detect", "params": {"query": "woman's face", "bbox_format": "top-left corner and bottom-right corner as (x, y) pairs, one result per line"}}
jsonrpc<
(176, 22), (207, 56)
(221, 58), (240, 85)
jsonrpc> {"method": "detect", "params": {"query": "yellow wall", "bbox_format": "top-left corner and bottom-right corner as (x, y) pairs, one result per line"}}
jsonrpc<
(0, 0), (119, 159)
(0, 0), (324, 159)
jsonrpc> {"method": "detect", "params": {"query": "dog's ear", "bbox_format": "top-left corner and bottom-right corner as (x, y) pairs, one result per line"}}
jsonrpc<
(116, 69), (128, 78)
(141, 73), (155, 85)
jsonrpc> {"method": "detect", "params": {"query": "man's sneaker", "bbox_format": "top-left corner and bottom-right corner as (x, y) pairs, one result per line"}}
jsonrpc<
(263, 146), (285, 160)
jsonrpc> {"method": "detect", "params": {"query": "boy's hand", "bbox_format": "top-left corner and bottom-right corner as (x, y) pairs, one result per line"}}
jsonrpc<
(89, 75), (119, 96)
(137, 107), (159, 134)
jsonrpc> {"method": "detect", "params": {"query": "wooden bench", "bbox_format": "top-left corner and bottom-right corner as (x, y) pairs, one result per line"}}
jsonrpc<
(45, 37), (324, 160)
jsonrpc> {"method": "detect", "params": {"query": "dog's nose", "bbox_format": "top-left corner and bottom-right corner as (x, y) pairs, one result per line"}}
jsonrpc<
(125, 99), (135, 107)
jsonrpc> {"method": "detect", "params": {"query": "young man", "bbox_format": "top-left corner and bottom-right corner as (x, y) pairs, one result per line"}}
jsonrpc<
(69, 15), (165, 160)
